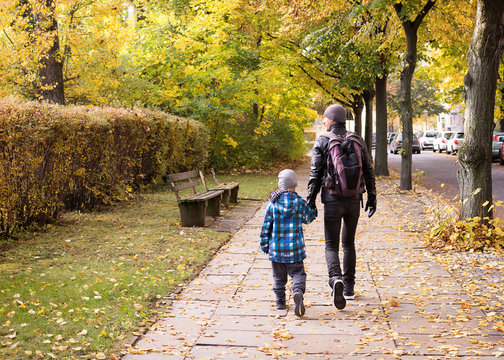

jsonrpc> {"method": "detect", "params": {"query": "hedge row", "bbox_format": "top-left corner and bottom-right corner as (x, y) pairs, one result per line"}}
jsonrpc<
(0, 99), (209, 235)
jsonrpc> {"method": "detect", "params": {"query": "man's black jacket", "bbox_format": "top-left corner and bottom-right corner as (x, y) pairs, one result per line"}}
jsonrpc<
(307, 122), (376, 206)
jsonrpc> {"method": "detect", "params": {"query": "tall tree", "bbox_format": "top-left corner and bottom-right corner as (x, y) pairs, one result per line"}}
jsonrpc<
(363, 88), (375, 158)
(387, 75), (446, 120)
(127, 0), (316, 168)
(457, 0), (504, 220)
(393, 0), (436, 190)
(0, 1), (131, 105)
(375, 74), (389, 175)
(295, 3), (391, 138)
(33, 0), (65, 104)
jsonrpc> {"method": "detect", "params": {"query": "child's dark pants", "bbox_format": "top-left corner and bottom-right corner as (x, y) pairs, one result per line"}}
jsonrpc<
(271, 261), (306, 299)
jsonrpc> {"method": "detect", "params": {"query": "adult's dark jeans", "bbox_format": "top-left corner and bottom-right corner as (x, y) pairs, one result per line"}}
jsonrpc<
(271, 261), (306, 300)
(324, 198), (361, 288)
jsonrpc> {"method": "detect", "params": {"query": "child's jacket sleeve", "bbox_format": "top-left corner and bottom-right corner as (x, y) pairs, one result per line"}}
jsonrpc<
(298, 198), (316, 224)
(260, 203), (273, 253)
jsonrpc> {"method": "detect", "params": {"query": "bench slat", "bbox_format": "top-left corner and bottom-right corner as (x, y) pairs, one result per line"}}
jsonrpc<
(180, 190), (224, 202)
(171, 180), (200, 192)
(210, 182), (239, 191)
(167, 170), (199, 182)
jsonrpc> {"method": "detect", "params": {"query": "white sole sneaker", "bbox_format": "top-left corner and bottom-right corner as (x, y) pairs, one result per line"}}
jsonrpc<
(343, 293), (355, 300)
(332, 280), (346, 310)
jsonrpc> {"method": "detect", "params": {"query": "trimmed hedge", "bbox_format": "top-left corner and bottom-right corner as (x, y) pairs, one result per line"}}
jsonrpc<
(0, 99), (209, 235)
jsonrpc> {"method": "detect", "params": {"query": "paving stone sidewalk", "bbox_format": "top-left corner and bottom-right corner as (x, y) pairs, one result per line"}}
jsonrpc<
(123, 161), (504, 360)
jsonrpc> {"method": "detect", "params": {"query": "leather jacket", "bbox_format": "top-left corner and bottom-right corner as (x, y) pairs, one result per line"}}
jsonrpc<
(307, 122), (376, 205)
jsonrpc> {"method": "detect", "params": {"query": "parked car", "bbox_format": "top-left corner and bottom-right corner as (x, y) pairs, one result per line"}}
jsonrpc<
(418, 130), (438, 150)
(389, 133), (421, 154)
(446, 132), (464, 154)
(492, 132), (504, 161)
(432, 131), (454, 153)
(387, 132), (396, 144)
(499, 140), (504, 165)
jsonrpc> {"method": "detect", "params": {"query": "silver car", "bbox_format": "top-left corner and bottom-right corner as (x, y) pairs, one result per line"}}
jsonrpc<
(419, 130), (438, 150)
(389, 133), (421, 154)
(433, 131), (454, 153)
(446, 132), (464, 154)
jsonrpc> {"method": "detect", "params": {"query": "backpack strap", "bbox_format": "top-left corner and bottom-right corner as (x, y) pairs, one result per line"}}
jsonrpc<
(342, 131), (365, 148)
(322, 131), (345, 139)
(322, 131), (345, 145)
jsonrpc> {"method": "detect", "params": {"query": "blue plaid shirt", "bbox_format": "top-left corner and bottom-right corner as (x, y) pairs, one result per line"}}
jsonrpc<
(260, 190), (316, 263)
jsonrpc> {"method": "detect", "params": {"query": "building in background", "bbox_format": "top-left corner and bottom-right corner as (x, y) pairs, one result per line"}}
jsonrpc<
(437, 106), (464, 132)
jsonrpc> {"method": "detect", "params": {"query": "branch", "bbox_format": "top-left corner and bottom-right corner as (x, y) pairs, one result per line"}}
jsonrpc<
(394, 0), (436, 31)
(298, 65), (336, 99)
(413, 0), (436, 30)
(280, 40), (343, 80)
(63, 75), (79, 83)
(298, 65), (353, 106)
(393, 2), (403, 18)
(2, 29), (14, 46)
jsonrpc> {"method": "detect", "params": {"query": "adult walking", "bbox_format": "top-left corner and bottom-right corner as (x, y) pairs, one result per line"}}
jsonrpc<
(307, 104), (376, 310)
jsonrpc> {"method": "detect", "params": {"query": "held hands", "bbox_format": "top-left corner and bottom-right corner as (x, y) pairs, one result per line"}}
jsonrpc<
(308, 201), (318, 218)
(365, 195), (376, 218)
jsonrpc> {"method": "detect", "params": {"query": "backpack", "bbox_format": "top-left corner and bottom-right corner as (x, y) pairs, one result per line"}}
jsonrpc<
(323, 131), (365, 197)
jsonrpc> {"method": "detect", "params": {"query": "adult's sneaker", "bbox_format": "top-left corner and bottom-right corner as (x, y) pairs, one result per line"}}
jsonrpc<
(344, 288), (355, 300)
(332, 279), (346, 310)
(293, 292), (305, 317)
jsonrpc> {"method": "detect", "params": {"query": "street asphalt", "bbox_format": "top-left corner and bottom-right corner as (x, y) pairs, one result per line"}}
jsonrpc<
(122, 160), (504, 360)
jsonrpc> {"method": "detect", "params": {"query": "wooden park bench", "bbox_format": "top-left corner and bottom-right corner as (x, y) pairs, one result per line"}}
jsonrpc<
(206, 168), (240, 209)
(167, 171), (224, 227)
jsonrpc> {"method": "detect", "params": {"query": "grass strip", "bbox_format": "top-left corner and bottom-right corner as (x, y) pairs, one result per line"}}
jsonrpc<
(0, 171), (278, 359)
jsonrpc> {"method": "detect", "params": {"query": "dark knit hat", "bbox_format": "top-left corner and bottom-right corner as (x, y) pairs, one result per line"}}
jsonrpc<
(324, 104), (347, 123)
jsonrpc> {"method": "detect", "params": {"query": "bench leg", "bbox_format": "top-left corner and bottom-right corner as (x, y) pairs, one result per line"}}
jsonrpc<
(206, 196), (221, 216)
(230, 186), (239, 203)
(221, 190), (231, 209)
(179, 202), (206, 227)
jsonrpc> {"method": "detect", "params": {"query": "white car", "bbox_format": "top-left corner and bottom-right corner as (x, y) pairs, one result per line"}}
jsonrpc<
(433, 131), (454, 153)
(418, 130), (438, 150)
(446, 132), (464, 155)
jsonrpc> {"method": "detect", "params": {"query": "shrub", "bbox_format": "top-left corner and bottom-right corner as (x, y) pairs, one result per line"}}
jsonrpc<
(208, 114), (308, 170)
(0, 99), (208, 235)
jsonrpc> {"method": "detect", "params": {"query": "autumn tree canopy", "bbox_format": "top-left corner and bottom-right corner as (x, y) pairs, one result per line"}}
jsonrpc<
(1, 0), (504, 222)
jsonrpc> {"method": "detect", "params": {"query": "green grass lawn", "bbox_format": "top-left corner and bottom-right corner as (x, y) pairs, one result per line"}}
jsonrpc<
(0, 170), (279, 359)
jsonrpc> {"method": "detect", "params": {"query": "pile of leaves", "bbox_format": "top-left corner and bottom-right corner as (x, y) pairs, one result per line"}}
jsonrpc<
(424, 203), (504, 252)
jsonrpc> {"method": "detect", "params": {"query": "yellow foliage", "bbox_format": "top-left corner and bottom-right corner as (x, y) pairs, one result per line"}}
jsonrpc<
(425, 206), (504, 253)
(0, 99), (209, 235)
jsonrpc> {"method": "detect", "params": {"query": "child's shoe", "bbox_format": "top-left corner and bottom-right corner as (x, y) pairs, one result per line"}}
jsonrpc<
(276, 298), (286, 310)
(293, 292), (305, 317)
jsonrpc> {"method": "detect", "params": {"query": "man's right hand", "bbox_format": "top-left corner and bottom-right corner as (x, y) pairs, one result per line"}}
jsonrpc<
(365, 195), (376, 218)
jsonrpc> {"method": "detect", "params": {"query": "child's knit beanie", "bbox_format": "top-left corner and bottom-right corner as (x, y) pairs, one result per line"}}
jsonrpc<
(278, 169), (297, 189)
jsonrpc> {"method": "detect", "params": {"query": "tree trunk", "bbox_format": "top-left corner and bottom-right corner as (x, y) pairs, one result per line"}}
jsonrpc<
(374, 74), (389, 176)
(394, 0), (436, 190)
(34, 0), (65, 105)
(398, 27), (416, 190)
(457, 0), (504, 221)
(363, 88), (375, 162)
(351, 96), (364, 137)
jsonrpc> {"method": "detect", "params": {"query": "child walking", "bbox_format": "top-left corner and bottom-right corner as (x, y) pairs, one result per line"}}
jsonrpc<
(260, 169), (317, 317)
